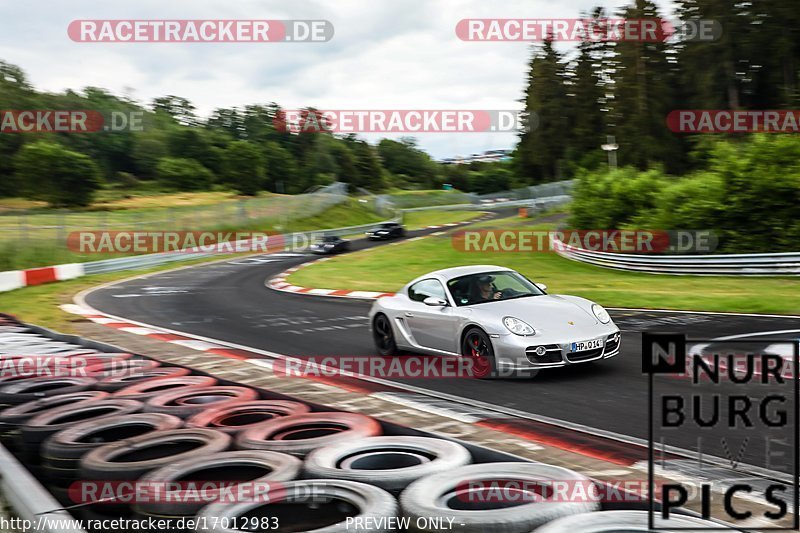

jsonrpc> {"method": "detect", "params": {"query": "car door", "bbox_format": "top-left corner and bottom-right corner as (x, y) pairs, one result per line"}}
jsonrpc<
(404, 278), (459, 353)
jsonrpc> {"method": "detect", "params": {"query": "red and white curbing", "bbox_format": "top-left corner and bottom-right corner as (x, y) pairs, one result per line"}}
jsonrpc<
(267, 258), (396, 300)
(0, 263), (84, 292)
(266, 217), (490, 300)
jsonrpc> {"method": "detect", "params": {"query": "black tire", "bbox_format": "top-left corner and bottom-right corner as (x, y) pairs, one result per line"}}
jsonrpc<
(143, 386), (259, 418)
(134, 450), (302, 518)
(236, 412), (382, 457)
(0, 391), (109, 445)
(21, 399), (143, 461)
(400, 462), (600, 532)
(42, 412), (183, 485)
(304, 436), (472, 492)
(461, 327), (498, 379)
(79, 428), (232, 482)
(96, 367), (192, 392)
(194, 480), (398, 533)
(533, 510), (724, 531)
(114, 375), (218, 401)
(186, 400), (310, 434)
(372, 314), (398, 356)
(0, 377), (97, 407)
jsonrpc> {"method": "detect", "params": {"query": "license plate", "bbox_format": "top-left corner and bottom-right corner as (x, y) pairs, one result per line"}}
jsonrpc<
(570, 339), (603, 352)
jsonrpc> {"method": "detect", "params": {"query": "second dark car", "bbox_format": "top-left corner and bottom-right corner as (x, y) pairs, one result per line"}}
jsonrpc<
(365, 222), (405, 240)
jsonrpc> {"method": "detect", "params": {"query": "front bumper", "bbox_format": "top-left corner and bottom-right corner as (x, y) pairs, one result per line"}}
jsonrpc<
(492, 328), (621, 371)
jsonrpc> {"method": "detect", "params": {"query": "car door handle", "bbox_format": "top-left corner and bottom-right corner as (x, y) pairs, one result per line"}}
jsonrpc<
(405, 312), (414, 317)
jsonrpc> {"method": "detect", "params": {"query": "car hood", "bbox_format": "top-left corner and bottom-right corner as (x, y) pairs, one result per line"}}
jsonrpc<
(471, 294), (600, 333)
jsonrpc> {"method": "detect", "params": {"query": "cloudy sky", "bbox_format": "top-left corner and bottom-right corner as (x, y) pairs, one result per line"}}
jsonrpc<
(0, 0), (672, 159)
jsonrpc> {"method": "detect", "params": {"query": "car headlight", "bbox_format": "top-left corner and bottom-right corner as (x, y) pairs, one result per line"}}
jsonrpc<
(503, 316), (535, 336)
(592, 304), (611, 324)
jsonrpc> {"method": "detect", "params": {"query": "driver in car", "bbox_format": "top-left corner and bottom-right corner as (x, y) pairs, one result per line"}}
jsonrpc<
(474, 274), (503, 302)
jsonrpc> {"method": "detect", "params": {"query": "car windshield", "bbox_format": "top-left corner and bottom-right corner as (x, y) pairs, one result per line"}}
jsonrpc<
(320, 236), (338, 243)
(378, 223), (394, 229)
(446, 271), (544, 307)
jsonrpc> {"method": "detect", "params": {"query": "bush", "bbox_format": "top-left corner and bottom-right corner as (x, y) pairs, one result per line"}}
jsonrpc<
(155, 157), (214, 191)
(112, 171), (141, 189)
(14, 141), (101, 207)
(221, 141), (265, 196)
(569, 136), (800, 252)
(569, 166), (667, 229)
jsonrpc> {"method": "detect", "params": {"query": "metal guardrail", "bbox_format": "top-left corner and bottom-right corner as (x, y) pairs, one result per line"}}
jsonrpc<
(401, 195), (571, 212)
(475, 179), (574, 202)
(553, 238), (800, 276)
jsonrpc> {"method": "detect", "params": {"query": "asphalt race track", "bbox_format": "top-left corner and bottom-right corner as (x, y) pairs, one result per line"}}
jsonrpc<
(84, 219), (800, 477)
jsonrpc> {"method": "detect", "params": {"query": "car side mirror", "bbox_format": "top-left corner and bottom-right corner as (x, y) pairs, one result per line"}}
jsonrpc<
(535, 283), (547, 292)
(423, 296), (448, 307)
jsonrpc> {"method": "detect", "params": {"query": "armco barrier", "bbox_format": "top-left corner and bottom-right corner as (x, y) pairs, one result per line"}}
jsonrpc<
(0, 219), (401, 292)
(553, 237), (800, 276)
(401, 194), (572, 212)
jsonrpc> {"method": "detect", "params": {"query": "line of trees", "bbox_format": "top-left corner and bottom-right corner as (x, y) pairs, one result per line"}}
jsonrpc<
(0, 61), (518, 207)
(514, 0), (800, 182)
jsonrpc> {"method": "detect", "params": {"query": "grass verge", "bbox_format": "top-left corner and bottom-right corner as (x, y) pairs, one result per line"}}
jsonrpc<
(288, 221), (800, 315)
(401, 210), (480, 230)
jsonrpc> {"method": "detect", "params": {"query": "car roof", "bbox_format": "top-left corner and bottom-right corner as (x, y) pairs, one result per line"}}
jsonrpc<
(420, 265), (513, 282)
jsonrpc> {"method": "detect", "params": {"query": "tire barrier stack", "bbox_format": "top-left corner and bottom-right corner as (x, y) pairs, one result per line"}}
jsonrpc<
(0, 313), (730, 532)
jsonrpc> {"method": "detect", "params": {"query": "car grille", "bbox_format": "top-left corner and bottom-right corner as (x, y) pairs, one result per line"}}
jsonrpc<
(525, 344), (562, 364)
(568, 347), (604, 362)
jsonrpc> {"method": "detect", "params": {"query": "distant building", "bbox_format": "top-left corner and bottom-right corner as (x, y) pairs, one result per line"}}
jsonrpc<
(440, 149), (512, 165)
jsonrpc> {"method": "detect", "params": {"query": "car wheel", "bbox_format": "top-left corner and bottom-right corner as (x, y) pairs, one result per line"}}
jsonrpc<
(373, 314), (398, 356)
(461, 328), (497, 379)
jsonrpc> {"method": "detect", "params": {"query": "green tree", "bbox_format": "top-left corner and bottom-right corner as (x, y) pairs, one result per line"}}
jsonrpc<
(155, 157), (214, 191)
(515, 37), (569, 183)
(14, 141), (101, 206)
(377, 138), (438, 188)
(609, 0), (684, 172)
(222, 141), (265, 195)
(262, 141), (298, 193)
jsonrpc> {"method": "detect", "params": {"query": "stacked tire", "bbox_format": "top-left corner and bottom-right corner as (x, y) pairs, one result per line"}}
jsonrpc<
(0, 322), (725, 531)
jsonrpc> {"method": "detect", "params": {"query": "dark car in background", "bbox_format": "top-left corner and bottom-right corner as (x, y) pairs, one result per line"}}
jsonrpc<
(309, 235), (351, 254)
(366, 222), (405, 240)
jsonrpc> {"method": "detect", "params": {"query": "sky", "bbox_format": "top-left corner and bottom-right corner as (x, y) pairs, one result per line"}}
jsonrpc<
(0, 0), (673, 159)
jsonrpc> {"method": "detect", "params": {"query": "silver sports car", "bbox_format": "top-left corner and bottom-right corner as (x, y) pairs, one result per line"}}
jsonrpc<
(368, 265), (620, 377)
